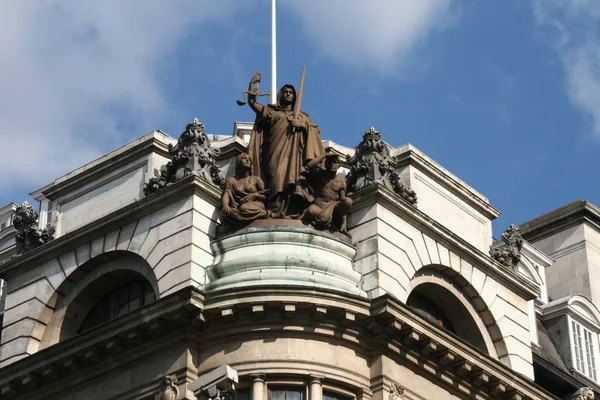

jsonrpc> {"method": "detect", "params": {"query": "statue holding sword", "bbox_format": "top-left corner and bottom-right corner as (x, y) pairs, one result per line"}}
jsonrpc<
(242, 67), (325, 217)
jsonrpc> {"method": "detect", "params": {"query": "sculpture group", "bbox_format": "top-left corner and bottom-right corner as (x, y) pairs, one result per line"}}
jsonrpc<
(144, 68), (418, 238)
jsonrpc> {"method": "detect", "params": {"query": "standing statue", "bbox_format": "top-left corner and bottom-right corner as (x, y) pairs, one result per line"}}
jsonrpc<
(294, 152), (352, 236)
(244, 70), (325, 217)
(220, 153), (269, 227)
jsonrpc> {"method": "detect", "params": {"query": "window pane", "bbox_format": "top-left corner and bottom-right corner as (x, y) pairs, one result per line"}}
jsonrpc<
(270, 387), (303, 400)
(271, 390), (286, 400)
(79, 280), (156, 333)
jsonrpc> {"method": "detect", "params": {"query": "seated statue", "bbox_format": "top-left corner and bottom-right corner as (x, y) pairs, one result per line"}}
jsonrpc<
(220, 153), (269, 227)
(294, 152), (352, 235)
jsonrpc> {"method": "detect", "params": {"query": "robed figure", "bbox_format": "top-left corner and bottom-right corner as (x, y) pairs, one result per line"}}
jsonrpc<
(246, 73), (324, 217)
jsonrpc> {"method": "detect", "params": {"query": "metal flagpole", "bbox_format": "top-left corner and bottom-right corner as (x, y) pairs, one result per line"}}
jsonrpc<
(271, 0), (277, 104)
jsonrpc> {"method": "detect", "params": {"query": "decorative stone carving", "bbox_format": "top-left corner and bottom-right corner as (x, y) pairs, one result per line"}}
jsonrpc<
(13, 201), (55, 255)
(294, 152), (352, 236)
(346, 126), (417, 205)
(220, 153), (269, 229)
(157, 375), (179, 400)
(144, 117), (224, 195)
(573, 387), (595, 400)
(389, 383), (405, 400)
(489, 224), (523, 269)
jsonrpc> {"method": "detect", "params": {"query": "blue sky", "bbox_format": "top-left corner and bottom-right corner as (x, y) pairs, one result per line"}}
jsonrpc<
(1, 0), (599, 238)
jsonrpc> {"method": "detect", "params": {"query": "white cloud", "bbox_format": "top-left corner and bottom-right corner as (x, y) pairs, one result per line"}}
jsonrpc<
(533, 0), (600, 138)
(0, 0), (237, 198)
(284, 0), (458, 73)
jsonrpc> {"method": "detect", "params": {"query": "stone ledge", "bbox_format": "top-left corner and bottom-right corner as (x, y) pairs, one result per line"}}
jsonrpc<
(0, 287), (204, 399)
(0, 286), (552, 400)
(371, 294), (553, 400)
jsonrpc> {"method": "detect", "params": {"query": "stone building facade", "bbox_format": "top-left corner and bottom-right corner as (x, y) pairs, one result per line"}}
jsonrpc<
(0, 121), (596, 399)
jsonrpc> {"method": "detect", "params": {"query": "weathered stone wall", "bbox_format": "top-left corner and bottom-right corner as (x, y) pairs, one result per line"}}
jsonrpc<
(349, 192), (537, 379)
(401, 165), (493, 252)
(0, 184), (218, 367)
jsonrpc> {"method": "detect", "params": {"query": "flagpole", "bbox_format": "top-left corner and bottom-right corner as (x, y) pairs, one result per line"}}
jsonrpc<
(271, 0), (277, 104)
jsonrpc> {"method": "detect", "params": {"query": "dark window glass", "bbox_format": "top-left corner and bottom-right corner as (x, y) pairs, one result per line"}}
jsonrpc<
(237, 388), (250, 400)
(79, 280), (155, 333)
(324, 391), (352, 400)
(270, 387), (304, 400)
(407, 291), (457, 335)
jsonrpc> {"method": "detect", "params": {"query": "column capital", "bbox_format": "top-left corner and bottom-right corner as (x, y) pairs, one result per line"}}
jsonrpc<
(249, 374), (266, 382)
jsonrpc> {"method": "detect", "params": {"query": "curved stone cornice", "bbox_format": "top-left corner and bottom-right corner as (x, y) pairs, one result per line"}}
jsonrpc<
(0, 286), (554, 400)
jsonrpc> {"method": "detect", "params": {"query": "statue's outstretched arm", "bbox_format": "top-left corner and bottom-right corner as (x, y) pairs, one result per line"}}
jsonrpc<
(247, 73), (264, 115)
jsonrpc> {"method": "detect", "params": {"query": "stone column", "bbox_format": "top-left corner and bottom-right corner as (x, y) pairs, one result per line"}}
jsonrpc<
(309, 375), (324, 400)
(250, 374), (266, 400)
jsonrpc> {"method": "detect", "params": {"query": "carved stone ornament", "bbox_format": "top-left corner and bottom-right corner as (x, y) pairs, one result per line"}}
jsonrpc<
(489, 223), (524, 270)
(346, 126), (417, 205)
(13, 201), (55, 255)
(144, 117), (224, 196)
(389, 383), (405, 400)
(573, 387), (595, 400)
(157, 375), (179, 400)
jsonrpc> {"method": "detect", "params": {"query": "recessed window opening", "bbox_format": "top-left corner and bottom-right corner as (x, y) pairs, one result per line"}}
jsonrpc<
(78, 280), (155, 333)
(571, 319), (598, 382)
(269, 386), (304, 400)
(407, 282), (488, 354)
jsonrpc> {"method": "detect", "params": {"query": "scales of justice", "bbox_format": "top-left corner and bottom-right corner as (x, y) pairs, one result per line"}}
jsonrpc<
(219, 66), (353, 239)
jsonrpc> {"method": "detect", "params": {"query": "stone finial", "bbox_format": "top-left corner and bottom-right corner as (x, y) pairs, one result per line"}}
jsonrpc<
(346, 126), (417, 205)
(489, 223), (524, 270)
(144, 117), (224, 196)
(13, 201), (55, 255)
(389, 383), (405, 400)
(573, 387), (595, 400)
(157, 375), (179, 400)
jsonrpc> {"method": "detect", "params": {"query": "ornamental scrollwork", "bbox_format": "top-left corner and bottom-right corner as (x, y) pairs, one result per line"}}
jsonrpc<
(13, 201), (55, 255)
(572, 387), (595, 400)
(145, 117), (224, 196)
(489, 223), (523, 270)
(346, 126), (417, 205)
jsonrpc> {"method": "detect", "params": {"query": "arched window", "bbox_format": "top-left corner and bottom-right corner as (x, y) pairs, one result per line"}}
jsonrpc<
(407, 291), (457, 335)
(78, 280), (155, 333)
(407, 283), (488, 354)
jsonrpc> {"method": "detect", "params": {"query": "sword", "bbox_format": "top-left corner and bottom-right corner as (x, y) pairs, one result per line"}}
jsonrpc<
(293, 65), (306, 120)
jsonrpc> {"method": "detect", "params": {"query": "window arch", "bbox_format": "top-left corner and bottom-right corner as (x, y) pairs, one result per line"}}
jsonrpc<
(407, 282), (489, 354)
(40, 251), (159, 349)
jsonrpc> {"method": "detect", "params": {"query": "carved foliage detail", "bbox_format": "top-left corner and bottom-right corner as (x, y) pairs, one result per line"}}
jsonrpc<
(346, 127), (417, 205)
(13, 201), (55, 255)
(489, 223), (524, 270)
(573, 387), (595, 400)
(389, 382), (405, 400)
(145, 118), (224, 195)
(157, 375), (179, 400)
